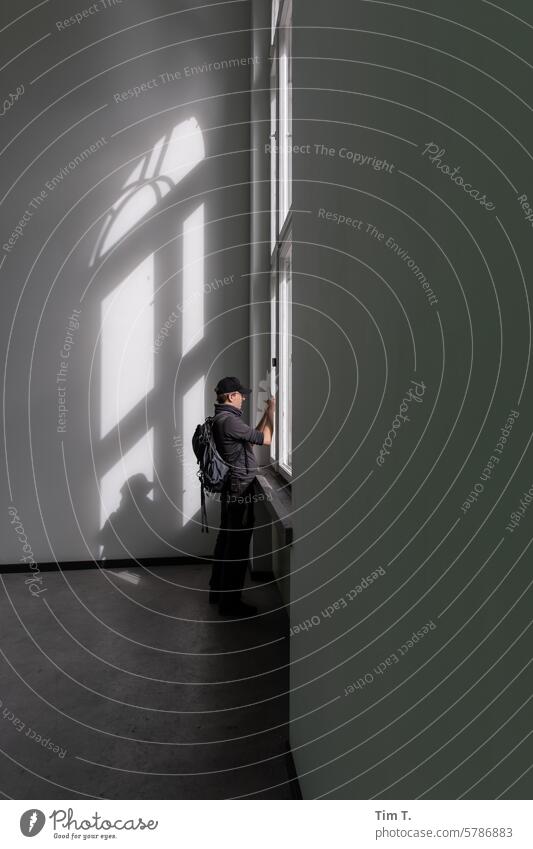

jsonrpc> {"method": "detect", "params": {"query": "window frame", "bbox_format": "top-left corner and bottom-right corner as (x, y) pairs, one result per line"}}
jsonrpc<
(269, 59), (278, 255)
(271, 0), (281, 44)
(269, 0), (293, 481)
(277, 0), (292, 234)
(278, 236), (292, 476)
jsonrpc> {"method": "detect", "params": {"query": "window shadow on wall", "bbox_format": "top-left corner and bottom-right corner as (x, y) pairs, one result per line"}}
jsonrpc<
(89, 117), (215, 562)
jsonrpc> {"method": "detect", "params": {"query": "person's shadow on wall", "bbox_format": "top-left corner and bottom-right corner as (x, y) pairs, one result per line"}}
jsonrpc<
(97, 473), (165, 561)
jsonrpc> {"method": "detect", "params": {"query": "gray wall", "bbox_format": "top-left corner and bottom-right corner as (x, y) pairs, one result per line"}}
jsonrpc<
(1, 0), (254, 564)
(290, 0), (533, 798)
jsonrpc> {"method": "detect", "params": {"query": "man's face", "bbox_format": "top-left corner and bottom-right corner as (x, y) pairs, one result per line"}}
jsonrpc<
(228, 391), (245, 409)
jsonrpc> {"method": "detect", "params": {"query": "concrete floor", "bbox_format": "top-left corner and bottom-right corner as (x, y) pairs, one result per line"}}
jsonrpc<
(0, 564), (292, 799)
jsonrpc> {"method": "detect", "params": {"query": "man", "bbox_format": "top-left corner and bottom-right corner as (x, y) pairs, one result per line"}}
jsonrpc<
(209, 376), (275, 617)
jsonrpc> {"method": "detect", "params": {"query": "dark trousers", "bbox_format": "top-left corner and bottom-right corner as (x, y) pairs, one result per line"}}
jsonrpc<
(210, 479), (256, 607)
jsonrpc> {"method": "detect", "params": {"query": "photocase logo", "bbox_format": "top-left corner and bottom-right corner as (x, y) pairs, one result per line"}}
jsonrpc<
(20, 809), (46, 837)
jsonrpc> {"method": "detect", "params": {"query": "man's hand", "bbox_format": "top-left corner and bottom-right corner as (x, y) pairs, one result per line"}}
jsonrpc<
(257, 397), (276, 445)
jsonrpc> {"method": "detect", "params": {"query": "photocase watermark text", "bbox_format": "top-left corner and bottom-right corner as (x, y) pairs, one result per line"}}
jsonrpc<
(1, 84), (24, 117)
(376, 379), (427, 466)
(7, 505), (46, 597)
(421, 142), (496, 212)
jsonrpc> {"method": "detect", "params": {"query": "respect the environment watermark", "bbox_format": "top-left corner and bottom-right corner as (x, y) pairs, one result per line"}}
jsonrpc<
(113, 57), (260, 102)
(317, 209), (439, 307)
(3, 138), (108, 255)
(55, 0), (124, 30)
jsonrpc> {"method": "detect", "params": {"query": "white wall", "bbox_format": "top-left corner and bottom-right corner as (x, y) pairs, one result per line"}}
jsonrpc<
(1, 0), (254, 563)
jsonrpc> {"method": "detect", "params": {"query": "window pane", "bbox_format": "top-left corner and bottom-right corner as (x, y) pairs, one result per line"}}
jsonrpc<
(271, 0), (292, 475)
(279, 240), (292, 473)
(287, 2), (292, 213)
(279, 0), (292, 231)
(279, 30), (288, 230)
(270, 271), (278, 461)
(270, 63), (278, 253)
(271, 0), (280, 43)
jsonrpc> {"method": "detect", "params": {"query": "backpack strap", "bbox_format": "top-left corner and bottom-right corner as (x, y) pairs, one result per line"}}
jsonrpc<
(200, 480), (208, 533)
(214, 409), (236, 474)
(243, 439), (249, 475)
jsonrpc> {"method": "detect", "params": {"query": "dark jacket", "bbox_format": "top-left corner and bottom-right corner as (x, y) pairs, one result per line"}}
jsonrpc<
(212, 403), (264, 489)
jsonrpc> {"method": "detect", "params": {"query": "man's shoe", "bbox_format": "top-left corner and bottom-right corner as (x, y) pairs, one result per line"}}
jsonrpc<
(218, 600), (258, 618)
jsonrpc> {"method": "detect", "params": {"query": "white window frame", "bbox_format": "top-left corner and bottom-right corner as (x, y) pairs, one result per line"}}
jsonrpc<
(270, 0), (293, 480)
(278, 238), (292, 474)
(270, 60), (278, 254)
(278, 0), (292, 233)
(271, 0), (281, 44)
(270, 270), (278, 463)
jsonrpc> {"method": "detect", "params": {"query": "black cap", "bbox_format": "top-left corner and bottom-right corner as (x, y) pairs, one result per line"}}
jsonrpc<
(214, 376), (252, 396)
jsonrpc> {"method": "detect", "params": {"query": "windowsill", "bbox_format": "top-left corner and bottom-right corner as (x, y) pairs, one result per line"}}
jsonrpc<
(264, 461), (292, 492)
(275, 461), (292, 484)
(255, 465), (293, 546)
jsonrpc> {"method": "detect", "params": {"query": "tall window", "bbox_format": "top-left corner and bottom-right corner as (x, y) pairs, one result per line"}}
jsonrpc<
(270, 0), (293, 478)
(279, 240), (292, 472)
(278, 0), (292, 230)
